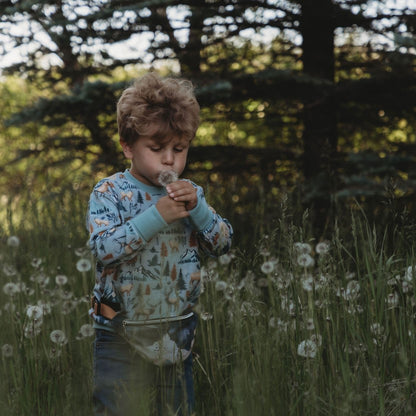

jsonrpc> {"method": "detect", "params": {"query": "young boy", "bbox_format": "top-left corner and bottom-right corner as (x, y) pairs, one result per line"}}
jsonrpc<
(87, 72), (233, 416)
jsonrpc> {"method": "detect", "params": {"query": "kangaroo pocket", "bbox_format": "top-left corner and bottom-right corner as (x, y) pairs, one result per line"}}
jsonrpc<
(121, 312), (197, 366)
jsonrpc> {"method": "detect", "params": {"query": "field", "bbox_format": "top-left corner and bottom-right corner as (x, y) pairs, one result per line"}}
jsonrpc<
(1, 187), (416, 415)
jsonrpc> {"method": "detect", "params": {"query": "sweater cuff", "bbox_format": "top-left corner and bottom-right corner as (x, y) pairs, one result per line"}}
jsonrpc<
(189, 198), (214, 231)
(129, 205), (168, 242)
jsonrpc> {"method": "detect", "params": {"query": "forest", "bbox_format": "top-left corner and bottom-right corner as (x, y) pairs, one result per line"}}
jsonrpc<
(1, 1), (416, 415)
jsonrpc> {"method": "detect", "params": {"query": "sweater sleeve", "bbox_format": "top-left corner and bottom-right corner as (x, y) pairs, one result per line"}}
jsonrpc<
(188, 185), (233, 257)
(87, 186), (167, 266)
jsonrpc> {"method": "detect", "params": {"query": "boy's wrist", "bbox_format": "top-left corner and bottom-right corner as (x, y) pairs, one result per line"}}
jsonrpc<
(129, 205), (168, 241)
(189, 197), (214, 231)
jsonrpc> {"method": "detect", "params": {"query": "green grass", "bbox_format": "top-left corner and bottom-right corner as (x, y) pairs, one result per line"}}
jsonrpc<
(1, 189), (416, 415)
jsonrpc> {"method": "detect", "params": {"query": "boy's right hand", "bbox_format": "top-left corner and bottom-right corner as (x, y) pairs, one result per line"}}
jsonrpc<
(156, 196), (190, 224)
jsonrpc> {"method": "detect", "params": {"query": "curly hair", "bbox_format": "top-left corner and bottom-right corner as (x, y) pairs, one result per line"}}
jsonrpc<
(117, 72), (200, 145)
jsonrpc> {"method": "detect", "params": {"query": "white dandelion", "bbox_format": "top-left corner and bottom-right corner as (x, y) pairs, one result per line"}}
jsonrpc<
(301, 275), (314, 292)
(315, 241), (330, 254)
(404, 266), (416, 282)
(50, 329), (68, 346)
(79, 324), (94, 338)
(31, 258), (43, 268)
(370, 323), (384, 336)
(297, 339), (318, 358)
(268, 317), (288, 332)
(310, 334), (322, 347)
(387, 292), (399, 308)
(55, 274), (68, 286)
(402, 280), (412, 293)
(7, 236), (20, 247)
(260, 260), (276, 275)
(294, 242), (312, 254)
(215, 281), (227, 291)
(26, 305), (43, 320)
(218, 253), (233, 265)
(297, 253), (315, 268)
(2, 264), (17, 277)
(1, 344), (13, 358)
(76, 258), (92, 272)
(344, 280), (360, 301)
(158, 170), (178, 187)
(200, 312), (213, 321)
(306, 318), (315, 331)
(3, 282), (19, 296)
(24, 323), (42, 339)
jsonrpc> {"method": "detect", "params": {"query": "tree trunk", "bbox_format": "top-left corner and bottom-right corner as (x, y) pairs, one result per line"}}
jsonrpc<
(300, 0), (337, 234)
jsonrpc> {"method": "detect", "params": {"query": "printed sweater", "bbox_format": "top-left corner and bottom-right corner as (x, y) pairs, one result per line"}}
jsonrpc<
(86, 169), (233, 364)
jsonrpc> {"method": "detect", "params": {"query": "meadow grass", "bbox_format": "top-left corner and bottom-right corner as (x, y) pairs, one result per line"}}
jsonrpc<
(1, 188), (416, 415)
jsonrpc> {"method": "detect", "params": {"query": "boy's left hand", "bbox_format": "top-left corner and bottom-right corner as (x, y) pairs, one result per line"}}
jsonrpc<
(166, 181), (198, 211)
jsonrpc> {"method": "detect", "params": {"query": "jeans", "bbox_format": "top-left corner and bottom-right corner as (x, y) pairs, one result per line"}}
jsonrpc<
(93, 329), (195, 416)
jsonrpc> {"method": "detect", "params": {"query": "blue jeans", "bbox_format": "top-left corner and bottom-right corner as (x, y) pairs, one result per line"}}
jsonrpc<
(93, 329), (195, 416)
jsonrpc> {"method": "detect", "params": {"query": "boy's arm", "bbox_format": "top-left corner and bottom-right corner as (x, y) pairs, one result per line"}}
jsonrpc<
(187, 184), (233, 256)
(87, 188), (167, 266)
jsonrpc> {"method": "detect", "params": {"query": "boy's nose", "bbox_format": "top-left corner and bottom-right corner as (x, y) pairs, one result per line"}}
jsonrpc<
(162, 150), (174, 165)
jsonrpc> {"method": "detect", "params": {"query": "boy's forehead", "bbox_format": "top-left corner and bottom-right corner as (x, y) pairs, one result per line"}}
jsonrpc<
(147, 136), (190, 146)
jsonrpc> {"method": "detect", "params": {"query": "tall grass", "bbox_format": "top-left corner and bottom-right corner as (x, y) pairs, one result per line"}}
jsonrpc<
(1, 187), (416, 415)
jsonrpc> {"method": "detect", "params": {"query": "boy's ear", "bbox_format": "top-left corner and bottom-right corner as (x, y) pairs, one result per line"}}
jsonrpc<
(120, 140), (133, 160)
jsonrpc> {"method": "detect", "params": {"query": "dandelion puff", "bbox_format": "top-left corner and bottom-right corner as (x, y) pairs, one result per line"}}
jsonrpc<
(402, 280), (412, 293)
(50, 329), (68, 346)
(7, 236), (20, 247)
(301, 275), (314, 292)
(2, 264), (17, 277)
(218, 253), (232, 265)
(76, 258), (92, 272)
(297, 339), (318, 358)
(404, 266), (416, 282)
(31, 258), (43, 268)
(269, 317), (288, 332)
(158, 170), (178, 187)
(3, 282), (19, 296)
(200, 312), (213, 321)
(261, 260), (275, 274)
(215, 281), (227, 291)
(344, 280), (360, 301)
(387, 292), (399, 308)
(2, 344), (13, 358)
(315, 241), (330, 255)
(310, 334), (322, 347)
(55, 274), (68, 286)
(26, 305), (43, 320)
(79, 324), (94, 338)
(306, 318), (315, 331)
(24, 324), (42, 339)
(370, 323), (384, 336)
(297, 253), (315, 268)
(345, 272), (356, 280)
(294, 242), (312, 254)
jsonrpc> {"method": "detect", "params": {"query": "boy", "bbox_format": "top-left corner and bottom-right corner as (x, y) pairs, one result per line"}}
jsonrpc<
(87, 72), (233, 416)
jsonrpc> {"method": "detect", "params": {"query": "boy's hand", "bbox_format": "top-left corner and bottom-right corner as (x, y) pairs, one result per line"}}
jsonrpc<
(156, 196), (190, 224)
(166, 181), (198, 211)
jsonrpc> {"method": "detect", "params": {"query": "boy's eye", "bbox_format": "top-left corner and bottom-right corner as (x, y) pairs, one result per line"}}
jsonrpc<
(150, 147), (161, 152)
(174, 147), (184, 152)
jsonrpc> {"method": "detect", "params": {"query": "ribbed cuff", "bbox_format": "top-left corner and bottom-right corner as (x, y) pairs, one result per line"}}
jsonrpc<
(129, 205), (168, 241)
(189, 198), (214, 231)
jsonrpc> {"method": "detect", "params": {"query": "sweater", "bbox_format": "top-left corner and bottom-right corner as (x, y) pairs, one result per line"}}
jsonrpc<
(86, 169), (233, 364)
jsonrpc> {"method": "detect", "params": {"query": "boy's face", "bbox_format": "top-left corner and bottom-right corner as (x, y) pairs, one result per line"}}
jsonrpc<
(121, 136), (190, 187)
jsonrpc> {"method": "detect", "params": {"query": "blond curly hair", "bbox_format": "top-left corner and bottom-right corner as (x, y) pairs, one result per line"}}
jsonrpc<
(117, 72), (200, 145)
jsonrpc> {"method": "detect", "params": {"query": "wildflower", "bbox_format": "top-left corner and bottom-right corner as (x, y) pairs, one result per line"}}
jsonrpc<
(404, 266), (416, 282)
(76, 258), (92, 272)
(3, 282), (19, 296)
(370, 323), (384, 336)
(75, 247), (90, 257)
(402, 280), (412, 293)
(261, 260), (276, 274)
(30, 272), (49, 286)
(297, 339), (318, 358)
(79, 324), (94, 338)
(31, 258), (43, 268)
(343, 280), (360, 301)
(1, 344), (13, 358)
(215, 281), (227, 291)
(224, 285), (235, 301)
(55, 274), (68, 286)
(310, 334), (322, 347)
(200, 312), (213, 321)
(4, 303), (16, 313)
(158, 170), (178, 187)
(315, 241), (330, 255)
(259, 247), (270, 257)
(293, 242), (312, 254)
(345, 272), (356, 280)
(26, 305), (43, 320)
(2, 264), (17, 277)
(306, 318), (315, 331)
(24, 323), (42, 338)
(387, 292), (399, 308)
(7, 236), (20, 247)
(301, 275), (314, 292)
(50, 330), (68, 346)
(218, 253), (232, 265)
(37, 300), (51, 315)
(297, 254), (315, 268)
(269, 317), (288, 332)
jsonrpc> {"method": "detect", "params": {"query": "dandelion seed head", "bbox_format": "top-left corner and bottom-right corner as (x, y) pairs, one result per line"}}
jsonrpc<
(50, 329), (68, 345)
(345, 272), (356, 280)
(200, 311), (213, 321)
(26, 305), (43, 320)
(387, 292), (399, 308)
(315, 241), (330, 254)
(370, 323), (384, 336)
(306, 318), (315, 331)
(301, 275), (314, 292)
(310, 334), (322, 347)
(215, 281), (227, 291)
(3, 282), (19, 296)
(79, 324), (94, 338)
(404, 266), (416, 282)
(402, 280), (412, 293)
(260, 260), (275, 275)
(297, 339), (318, 358)
(218, 253), (233, 265)
(7, 236), (20, 247)
(55, 274), (68, 286)
(293, 242), (312, 254)
(297, 253), (315, 268)
(31, 258), (43, 268)
(2, 264), (17, 277)
(76, 258), (92, 272)
(1, 344), (13, 358)
(269, 317), (288, 332)
(158, 170), (178, 187)
(24, 324), (42, 339)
